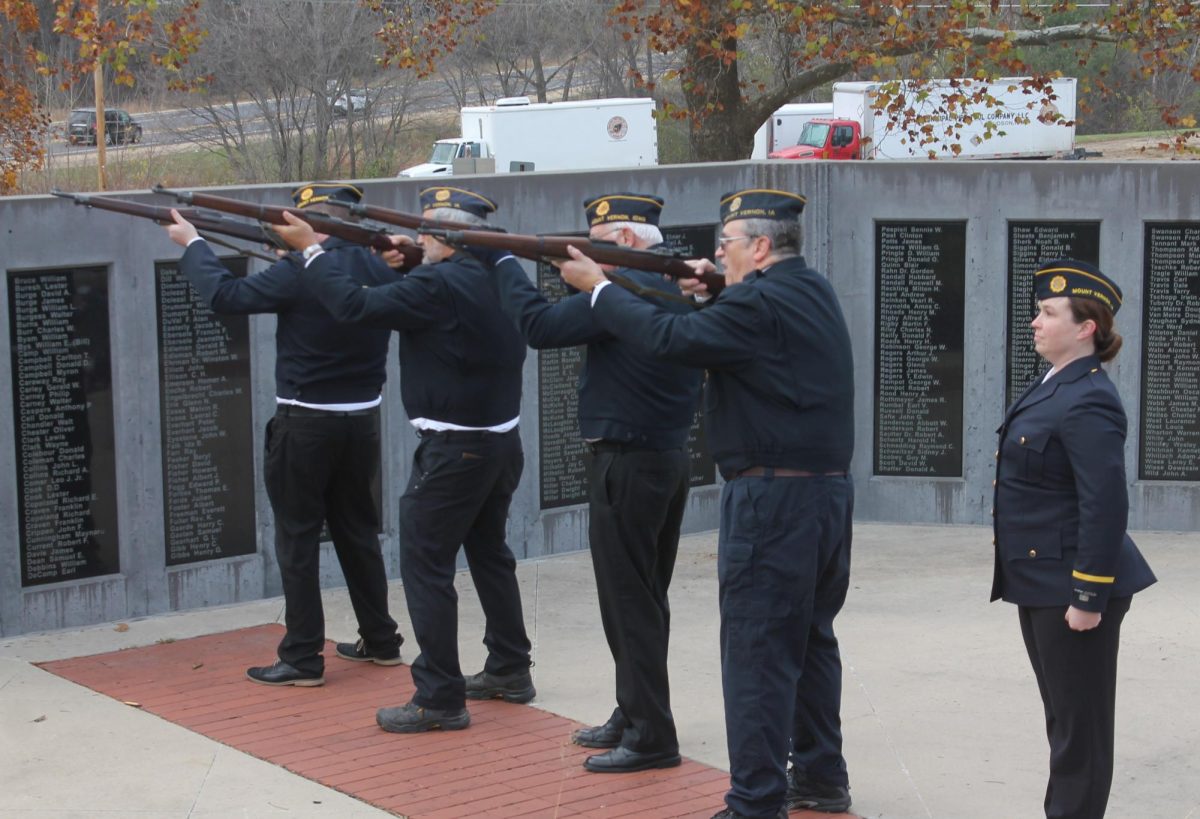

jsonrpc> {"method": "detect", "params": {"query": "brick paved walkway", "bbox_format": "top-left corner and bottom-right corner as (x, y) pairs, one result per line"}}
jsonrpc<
(40, 624), (856, 819)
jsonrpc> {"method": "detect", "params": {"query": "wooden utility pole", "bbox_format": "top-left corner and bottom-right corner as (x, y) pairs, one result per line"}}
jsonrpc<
(93, 3), (107, 191)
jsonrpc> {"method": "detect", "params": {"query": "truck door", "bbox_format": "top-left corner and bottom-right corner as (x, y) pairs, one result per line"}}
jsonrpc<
(830, 124), (858, 160)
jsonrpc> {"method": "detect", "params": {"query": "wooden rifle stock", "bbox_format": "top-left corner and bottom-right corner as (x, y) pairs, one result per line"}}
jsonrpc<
(426, 228), (726, 296)
(151, 186), (423, 269)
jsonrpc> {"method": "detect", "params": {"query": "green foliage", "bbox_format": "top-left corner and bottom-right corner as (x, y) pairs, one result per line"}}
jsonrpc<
(656, 113), (692, 164)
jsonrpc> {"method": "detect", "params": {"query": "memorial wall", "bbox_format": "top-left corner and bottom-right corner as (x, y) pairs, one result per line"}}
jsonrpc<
(1, 161), (1197, 636)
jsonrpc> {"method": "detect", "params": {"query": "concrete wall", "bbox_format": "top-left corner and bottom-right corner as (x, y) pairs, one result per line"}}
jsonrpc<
(1, 160), (1196, 636)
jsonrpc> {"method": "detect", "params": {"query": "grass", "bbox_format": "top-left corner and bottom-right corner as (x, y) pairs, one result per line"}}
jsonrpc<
(18, 110), (460, 195)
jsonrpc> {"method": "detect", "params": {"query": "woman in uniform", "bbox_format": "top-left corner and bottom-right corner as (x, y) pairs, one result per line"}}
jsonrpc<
(991, 258), (1156, 819)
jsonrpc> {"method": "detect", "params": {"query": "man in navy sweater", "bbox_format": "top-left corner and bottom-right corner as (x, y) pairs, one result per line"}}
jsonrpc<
(276, 186), (534, 734)
(491, 192), (702, 773)
(165, 182), (404, 688)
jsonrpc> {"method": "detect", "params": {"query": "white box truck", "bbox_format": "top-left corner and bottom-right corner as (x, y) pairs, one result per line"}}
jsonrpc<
(751, 102), (834, 159)
(768, 78), (1077, 161)
(398, 96), (658, 177)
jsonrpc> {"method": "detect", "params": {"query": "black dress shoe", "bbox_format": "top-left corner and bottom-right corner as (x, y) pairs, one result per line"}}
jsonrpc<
(582, 746), (681, 773)
(245, 659), (324, 687)
(335, 637), (403, 666)
(572, 714), (625, 748)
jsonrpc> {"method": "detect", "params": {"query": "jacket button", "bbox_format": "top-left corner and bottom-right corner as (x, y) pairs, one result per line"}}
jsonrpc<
(992, 479), (997, 487)
(1019, 436), (1027, 445)
(994, 450), (999, 459)
(992, 538), (997, 545)
(1028, 548), (1037, 557)
(991, 507), (995, 517)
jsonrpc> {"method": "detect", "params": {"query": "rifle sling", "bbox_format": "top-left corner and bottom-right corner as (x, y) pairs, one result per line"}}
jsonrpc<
(197, 231), (277, 263)
(605, 271), (702, 311)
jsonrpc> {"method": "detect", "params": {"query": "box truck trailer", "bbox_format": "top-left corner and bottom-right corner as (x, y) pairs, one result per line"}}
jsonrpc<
(398, 96), (658, 177)
(768, 78), (1077, 161)
(751, 102), (835, 159)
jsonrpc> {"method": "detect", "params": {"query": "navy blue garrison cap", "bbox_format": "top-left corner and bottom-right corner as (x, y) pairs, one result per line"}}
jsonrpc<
(719, 188), (806, 224)
(1035, 258), (1123, 314)
(290, 181), (363, 209)
(419, 186), (497, 219)
(584, 192), (664, 227)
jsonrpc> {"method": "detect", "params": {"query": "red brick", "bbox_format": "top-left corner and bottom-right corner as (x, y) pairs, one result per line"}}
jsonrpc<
(42, 627), (728, 819)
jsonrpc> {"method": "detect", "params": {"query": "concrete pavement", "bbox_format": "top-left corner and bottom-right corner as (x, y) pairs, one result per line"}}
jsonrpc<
(1, 522), (1196, 818)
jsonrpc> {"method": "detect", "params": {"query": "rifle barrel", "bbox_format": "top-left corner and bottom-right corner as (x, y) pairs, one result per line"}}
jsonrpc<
(152, 186), (422, 268)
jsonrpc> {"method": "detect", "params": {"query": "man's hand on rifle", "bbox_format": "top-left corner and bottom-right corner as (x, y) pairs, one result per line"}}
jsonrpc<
(555, 245), (608, 293)
(165, 209), (200, 247)
(274, 210), (322, 251)
(677, 258), (718, 300)
(380, 234), (415, 270)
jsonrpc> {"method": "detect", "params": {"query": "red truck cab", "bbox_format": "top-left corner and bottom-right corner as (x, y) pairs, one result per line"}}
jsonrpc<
(768, 118), (861, 160)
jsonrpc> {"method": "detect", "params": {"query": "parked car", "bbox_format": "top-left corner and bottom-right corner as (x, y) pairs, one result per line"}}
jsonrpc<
(331, 90), (370, 117)
(67, 108), (143, 146)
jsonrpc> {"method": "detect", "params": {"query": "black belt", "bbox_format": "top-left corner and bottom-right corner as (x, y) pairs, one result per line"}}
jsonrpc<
(276, 404), (379, 418)
(417, 427), (517, 441)
(733, 466), (847, 479)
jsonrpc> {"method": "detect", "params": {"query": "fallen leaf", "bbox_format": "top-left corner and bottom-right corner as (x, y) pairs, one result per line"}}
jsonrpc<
(32, 715), (46, 723)
(192, 662), (204, 670)
(114, 623), (129, 633)
(122, 701), (142, 708)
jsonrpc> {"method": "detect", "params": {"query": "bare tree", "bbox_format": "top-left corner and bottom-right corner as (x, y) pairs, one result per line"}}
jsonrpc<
(174, 0), (418, 183)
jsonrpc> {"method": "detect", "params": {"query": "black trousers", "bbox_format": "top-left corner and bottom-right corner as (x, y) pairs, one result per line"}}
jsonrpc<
(398, 428), (531, 710)
(263, 406), (399, 675)
(717, 474), (854, 819)
(586, 444), (690, 754)
(1019, 597), (1132, 819)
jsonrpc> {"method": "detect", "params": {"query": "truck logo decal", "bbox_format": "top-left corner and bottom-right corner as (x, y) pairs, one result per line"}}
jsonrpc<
(607, 116), (629, 140)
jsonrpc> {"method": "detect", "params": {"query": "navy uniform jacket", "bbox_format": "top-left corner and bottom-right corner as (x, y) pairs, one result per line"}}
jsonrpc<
(298, 250), (525, 427)
(179, 237), (396, 403)
(992, 355), (1156, 611)
(494, 256), (702, 448)
(589, 255), (854, 477)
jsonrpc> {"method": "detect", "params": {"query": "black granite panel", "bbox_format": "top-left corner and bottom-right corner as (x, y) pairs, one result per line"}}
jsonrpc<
(10, 267), (119, 586)
(874, 221), (966, 477)
(156, 259), (256, 566)
(1140, 223), (1200, 481)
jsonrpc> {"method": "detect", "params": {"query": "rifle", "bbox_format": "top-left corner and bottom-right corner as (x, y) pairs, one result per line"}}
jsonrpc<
(53, 189), (283, 262)
(324, 199), (506, 235)
(151, 185), (424, 269)
(421, 227), (726, 296)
